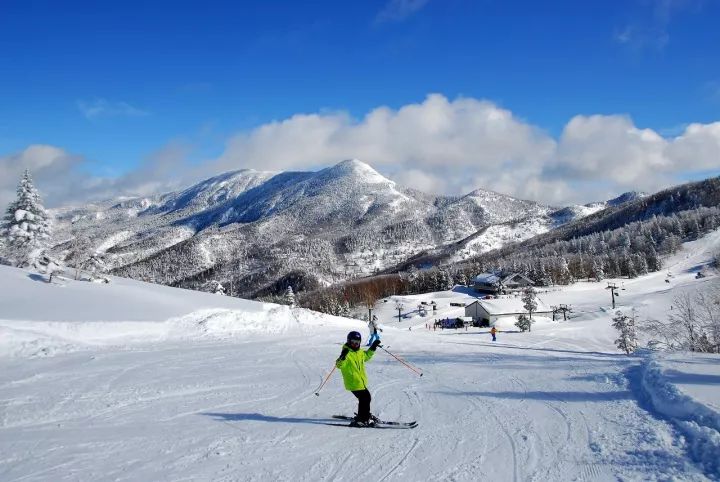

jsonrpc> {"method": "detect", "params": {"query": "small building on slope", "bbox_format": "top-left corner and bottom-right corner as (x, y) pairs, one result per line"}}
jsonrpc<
(465, 297), (552, 326)
(472, 272), (535, 293)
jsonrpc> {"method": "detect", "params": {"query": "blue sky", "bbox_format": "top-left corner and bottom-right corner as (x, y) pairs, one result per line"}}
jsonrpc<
(1, 0), (719, 206)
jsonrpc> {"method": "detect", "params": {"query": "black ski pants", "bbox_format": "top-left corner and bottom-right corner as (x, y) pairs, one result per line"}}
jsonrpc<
(351, 389), (372, 422)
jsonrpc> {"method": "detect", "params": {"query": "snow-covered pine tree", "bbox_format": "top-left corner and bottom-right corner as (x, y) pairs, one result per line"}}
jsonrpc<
(214, 281), (226, 295)
(515, 313), (532, 332)
(440, 268), (454, 290)
(1, 170), (52, 267)
(612, 310), (638, 355)
(285, 285), (296, 307)
(0, 236), (8, 265)
(327, 295), (339, 315)
(591, 259), (605, 282)
(521, 286), (538, 322)
(557, 257), (571, 285)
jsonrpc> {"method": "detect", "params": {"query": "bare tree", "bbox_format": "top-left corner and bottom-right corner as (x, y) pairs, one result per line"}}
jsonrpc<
(643, 287), (720, 353)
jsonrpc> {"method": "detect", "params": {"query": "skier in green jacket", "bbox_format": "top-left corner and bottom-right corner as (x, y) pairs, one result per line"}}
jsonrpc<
(336, 330), (382, 427)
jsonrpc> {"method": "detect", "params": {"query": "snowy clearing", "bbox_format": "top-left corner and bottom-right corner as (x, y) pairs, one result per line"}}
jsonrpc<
(1, 231), (720, 481)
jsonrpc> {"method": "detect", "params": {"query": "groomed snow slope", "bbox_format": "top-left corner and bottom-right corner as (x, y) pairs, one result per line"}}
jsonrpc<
(1, 230), (719, 481)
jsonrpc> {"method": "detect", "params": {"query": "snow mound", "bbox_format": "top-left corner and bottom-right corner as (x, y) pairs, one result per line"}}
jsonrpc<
(0, 265), (361, 358)
(641, 356), (720, 475)
(493, 315), (554, 331)
(169, 307), (299, 337)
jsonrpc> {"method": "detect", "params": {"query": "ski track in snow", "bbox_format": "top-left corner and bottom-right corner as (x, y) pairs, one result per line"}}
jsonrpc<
(2, 230), (720, 481)
(0, 331), (715, 481)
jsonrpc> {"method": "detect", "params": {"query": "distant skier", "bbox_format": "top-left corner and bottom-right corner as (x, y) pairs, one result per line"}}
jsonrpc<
(490, 326), (497, 342)
(336, 331), (382, 427)
(367, 315), (382, 346)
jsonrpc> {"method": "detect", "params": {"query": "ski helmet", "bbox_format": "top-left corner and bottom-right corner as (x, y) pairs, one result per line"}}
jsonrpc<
(347, 331), (362, 344)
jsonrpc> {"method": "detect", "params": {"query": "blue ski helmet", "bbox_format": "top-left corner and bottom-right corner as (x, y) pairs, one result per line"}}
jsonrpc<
(347, 331), (362, 343)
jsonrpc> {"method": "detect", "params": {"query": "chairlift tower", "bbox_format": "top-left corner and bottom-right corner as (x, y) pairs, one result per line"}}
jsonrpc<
(395, 302), (404, 323)
(606, 282), (620, 309)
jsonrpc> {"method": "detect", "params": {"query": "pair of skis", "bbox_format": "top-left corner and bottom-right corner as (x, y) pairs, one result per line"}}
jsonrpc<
(326, 415), (418, 429)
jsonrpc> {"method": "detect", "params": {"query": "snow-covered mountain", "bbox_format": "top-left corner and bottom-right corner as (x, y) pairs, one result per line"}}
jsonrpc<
(52, 159), (606, 296)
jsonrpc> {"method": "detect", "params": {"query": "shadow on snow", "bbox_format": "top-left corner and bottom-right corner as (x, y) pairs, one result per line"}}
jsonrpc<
(435, 389), (633, 402)
(202, 412), (335, 426)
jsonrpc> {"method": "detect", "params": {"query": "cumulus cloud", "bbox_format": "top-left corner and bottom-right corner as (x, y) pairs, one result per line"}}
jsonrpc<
(209, 94), (720, 204)
(77, 98), (149, 120)
(212, 94), (555, 176)
(2, 94), (720, 209)
(0, 145), (83, 208)
(0, 143), (189, 209)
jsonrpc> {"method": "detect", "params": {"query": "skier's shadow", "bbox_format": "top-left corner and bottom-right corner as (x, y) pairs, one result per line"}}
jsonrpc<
(202, 412), (334, 426)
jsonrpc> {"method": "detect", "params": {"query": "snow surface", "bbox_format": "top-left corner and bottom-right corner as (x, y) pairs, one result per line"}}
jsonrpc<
(1, 231), (720, 480)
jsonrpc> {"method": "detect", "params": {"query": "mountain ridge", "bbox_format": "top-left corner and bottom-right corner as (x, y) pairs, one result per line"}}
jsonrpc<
(51, 159), (662, 297)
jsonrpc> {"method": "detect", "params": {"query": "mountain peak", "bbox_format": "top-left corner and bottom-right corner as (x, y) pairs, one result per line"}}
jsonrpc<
(321, 159), (390, 184)
(607, 191), (647, 207)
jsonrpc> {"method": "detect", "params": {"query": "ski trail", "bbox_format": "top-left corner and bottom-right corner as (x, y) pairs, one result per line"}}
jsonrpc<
(378, 437), (420, 481)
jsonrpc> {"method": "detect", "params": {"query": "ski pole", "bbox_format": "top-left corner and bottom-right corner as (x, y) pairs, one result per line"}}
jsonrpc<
(314, 366), (336, 396)
(379, 346), (423, 377)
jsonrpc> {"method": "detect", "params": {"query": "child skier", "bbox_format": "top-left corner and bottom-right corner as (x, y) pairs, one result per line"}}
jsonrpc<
(367, 315), (382, 346)
(336, 331), (382, 427)
(490, 326), (497, 342)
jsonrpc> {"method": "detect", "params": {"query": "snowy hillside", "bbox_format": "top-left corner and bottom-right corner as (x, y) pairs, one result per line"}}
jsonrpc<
(51, 159), (595, 297)
(1, 230), (719, 480)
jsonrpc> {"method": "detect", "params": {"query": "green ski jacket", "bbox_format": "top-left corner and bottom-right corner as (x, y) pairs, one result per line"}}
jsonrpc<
(335, 344), (375, 391)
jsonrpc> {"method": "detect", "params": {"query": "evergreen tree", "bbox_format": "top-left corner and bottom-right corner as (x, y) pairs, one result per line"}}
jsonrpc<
(285, 285), (296, 307)
(612, 310), (638, 355)
(0, 236), (7, 265)
(591, 259), (605, 282)
(515, 313), (532, 332)
(440, 268), (454, 290)
(646, 245), (661, 272)
(521, 286), (538, 320)
(1, 170), (52, 267)
(340, 300), (351, 317)
(214, 281), (226, 295)
(557, 257), (572, 284)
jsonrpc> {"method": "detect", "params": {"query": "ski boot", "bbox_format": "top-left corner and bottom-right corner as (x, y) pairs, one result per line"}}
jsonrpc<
(349, 417), (375, 428)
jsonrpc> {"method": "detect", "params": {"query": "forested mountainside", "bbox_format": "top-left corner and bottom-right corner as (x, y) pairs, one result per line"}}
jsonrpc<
(54, 159), (602, 297)
(453, 177), (720, 288)
(295, 178), (720, 316)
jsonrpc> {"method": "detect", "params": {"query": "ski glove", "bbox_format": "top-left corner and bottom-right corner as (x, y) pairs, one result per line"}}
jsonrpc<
(369, 339), (382, 351)
(336, 348), (349, 368)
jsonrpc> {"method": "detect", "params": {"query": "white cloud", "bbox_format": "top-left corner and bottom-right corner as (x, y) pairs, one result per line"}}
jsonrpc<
(665, 122), (720, 169)
(77, 98), (149, 120)
(210, 95), (720, 204)
(0, 145), (80, 208)
(375, 0), (430, 23)
(3, 94), (720, 209)
(553, 115), (669, 185)
(212, 94), (555, 177)
(615, 0), (704, 51)
(0, 143), (188, 209)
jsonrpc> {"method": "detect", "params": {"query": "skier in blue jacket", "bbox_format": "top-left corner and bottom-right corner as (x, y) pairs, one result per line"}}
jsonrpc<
(367, 315), (382, 346)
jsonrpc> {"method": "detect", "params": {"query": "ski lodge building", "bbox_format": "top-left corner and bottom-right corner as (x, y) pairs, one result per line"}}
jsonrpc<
(465, 297), (552, 326)
(472, 272), (535, 293)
